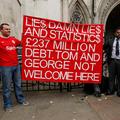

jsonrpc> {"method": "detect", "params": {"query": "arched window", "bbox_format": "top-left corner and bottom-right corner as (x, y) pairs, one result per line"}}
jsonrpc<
(70, 4), (84, 23)
(70, 0), (89, 23)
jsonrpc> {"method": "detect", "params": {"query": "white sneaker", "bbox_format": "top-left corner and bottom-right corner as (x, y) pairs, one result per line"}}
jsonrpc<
(5, 108), (13, 112)
(21, 101), (29, 106)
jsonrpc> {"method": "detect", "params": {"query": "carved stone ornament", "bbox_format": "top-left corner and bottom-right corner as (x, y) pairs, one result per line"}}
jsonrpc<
(99, 0), (119, 24)
(70, 1), (85, 23)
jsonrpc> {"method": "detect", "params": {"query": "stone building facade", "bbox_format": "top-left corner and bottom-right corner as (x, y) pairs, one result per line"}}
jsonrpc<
(0, 0), (22, 38)
(0, 0), (120, 38)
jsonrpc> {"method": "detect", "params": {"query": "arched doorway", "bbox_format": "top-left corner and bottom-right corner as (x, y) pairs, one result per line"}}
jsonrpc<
(105, 4), (120, 38)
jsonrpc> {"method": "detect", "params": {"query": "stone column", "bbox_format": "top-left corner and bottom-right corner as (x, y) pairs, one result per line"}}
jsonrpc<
(62, 0), (69, 22)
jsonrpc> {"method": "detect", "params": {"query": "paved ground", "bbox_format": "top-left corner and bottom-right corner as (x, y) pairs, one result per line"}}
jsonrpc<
(0, 90), (120, 120)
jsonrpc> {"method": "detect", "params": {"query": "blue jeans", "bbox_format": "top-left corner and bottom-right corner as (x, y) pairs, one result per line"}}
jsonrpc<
(0, 65), (25, 108)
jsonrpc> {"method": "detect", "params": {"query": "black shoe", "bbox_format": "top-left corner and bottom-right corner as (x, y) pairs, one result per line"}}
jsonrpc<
(117, 92), (120, 97)
(105, 91), (114, 95)
(94, 92), (101, 97)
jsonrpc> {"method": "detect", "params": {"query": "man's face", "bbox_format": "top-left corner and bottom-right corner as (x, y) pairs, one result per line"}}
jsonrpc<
(1, 25), (11, 37)
(115, 29), (120, 38)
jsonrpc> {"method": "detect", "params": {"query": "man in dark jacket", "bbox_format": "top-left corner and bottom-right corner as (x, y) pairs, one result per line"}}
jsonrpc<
(104, 27), (120, 96)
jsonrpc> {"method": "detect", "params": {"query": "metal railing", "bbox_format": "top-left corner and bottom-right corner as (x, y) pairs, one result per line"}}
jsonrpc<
(0, 46), (83, 92)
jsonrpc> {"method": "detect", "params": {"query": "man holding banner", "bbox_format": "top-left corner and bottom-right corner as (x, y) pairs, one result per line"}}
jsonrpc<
(0, 23), (29, 112)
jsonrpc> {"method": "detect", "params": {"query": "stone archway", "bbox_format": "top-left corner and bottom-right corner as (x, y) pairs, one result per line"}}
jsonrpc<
(105, 3), (120, 37)
(97, 0), (120, 35)
(69, 0), (90, 23)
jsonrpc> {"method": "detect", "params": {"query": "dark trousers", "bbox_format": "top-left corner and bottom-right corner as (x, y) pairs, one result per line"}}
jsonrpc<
(94, 84), (100, 93)
(108, 59), (120, 93)
(83, 84), (100, 94)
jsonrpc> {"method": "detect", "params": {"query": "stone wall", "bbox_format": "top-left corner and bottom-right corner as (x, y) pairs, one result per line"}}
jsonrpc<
(0, 0), (120, 37)
(23, 0), (62, 21)
(0, 0), (21, 39)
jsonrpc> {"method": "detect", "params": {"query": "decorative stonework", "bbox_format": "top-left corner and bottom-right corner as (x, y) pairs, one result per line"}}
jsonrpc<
(99, 0), (120, 24)
(69, 0), (90, 23)
(70, 1), (84, 23)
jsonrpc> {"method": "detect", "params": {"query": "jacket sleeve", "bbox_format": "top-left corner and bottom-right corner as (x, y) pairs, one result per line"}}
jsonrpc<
(103, 37), (109, 50)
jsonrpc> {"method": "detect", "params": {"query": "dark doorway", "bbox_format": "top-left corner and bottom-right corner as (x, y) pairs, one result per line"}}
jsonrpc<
(105, 4), (120, 37)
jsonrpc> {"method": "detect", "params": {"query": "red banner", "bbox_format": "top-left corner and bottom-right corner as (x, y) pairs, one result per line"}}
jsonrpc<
(22, 15), (104, 83)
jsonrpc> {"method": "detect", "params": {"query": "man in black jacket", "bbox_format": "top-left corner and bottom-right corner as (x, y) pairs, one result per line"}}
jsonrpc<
(104, 27), (120, 96)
